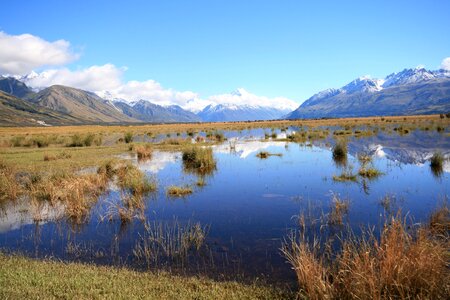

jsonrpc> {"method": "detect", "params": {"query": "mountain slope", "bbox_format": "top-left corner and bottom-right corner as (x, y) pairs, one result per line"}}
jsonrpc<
(287, 68), (450, 119)
(0, 77), (36, 99)
(114, 100), (201, 123)
(29, 85), (139, 123)
(198, 104), (290, 122)
(0, 90), (83, 126)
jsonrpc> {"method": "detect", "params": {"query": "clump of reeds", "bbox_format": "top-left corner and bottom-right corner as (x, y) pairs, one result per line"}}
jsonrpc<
(332, 166), (357, 182)
(28, 171), (108, 223)
(67, 134), (101, 147)
(206, 130), (225, 142)
(182, 146), (216, 175)
(116, 164), (157, 196)
(430, 152), (445, 177)
(282, 208), (450, 299)
(133, 219), (209, 267)
(0, 161), (20, 202)
(429, 203), (449, 236)
(124, 132), (134, 143)
(166, 185), (193, 197)
(332, 140), (347, 166)
(328, 195), (349, 225)
(160, 138), (190, 145)
(256, 151), (283, 159)
(134, 144), (152, 160)
(358, 167), (383, 179)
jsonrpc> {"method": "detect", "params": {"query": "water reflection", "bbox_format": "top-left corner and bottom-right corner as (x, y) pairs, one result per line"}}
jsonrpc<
(0, 129), (448, 284)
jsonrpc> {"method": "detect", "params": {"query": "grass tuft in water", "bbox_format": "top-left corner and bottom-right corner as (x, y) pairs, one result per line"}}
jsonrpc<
(166, 185), (193, 197)
(182, 146), (216, 175)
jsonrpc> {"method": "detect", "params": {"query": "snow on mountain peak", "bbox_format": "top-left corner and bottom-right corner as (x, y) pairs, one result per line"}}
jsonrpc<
(382, 68), (435, 88)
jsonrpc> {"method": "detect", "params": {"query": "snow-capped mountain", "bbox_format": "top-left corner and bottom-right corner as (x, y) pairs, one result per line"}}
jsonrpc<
(113, 99), (201, 123)
(382, 67), (435, 88)
(198, 103), (290, 122)
(286, 66), (450, 119)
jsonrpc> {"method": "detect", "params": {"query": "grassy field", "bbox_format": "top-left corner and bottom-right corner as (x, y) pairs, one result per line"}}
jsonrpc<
(0, 254), (292, 299)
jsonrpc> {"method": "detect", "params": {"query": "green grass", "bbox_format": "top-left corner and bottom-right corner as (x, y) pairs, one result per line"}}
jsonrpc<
(0, 254), (291, 300)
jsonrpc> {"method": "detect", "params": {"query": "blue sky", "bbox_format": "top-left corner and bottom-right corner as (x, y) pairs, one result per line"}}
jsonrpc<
(1, 0), (449, 107)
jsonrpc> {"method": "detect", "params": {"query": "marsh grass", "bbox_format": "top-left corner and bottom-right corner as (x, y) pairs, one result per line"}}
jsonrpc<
(206, 130), (225, 142)
(182, 146), (216, 175)
(67, 134), (102, 147)
(332, 166), (357, 182)
(430, 152), (445, 177)
(28, 172), (109, 223)
(328, 196), (349, 225)
(166, 185), (193, 197)
(133, 219), (209, 267)
(429, 203), (449, 236)
(134, 144), (152, 160)
(0, 161), (20, 203)
(358, 167), (383, 179)
(256, 151), (283, 159)
(282, 208), (450, 299)
(332, 140), (347, 166)
(116, 164), (157, 196)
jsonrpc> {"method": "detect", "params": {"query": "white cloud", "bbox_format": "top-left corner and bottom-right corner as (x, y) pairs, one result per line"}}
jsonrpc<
(2, 31), (298, 112)
(0, 31), (78, 75)
(440, 57), (450, 71)
(24, 64), (124, 91)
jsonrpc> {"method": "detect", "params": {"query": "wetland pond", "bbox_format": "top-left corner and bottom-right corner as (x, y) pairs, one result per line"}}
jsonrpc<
(1, 128), (449, 284)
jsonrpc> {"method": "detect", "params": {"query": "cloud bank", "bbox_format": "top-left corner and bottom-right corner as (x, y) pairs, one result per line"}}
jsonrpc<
(0, 31), (79, 75)
(0, 31), (296, 111)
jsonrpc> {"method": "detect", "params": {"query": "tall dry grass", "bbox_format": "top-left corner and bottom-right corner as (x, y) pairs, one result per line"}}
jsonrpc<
(282, 208), (450, 299)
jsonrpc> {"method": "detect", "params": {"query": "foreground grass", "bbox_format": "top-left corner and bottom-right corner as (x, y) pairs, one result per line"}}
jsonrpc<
(0, 254), (292, 300)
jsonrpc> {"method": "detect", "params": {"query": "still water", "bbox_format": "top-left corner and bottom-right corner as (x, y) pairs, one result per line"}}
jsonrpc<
(1, 129), (448, 283)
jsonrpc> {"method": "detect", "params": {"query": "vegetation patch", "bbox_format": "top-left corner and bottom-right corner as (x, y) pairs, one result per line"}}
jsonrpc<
(166, 185), (193, 197)
(182, 146), (216, 175)
(256, 151), (283, 159)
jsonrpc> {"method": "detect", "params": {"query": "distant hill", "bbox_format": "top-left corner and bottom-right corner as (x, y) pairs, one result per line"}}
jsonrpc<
(287, 68), (450, 119)
(0, 90), (82, 126)
(0, 77), (35, 99)
(114, 100), (201, 123)
(28, 85), (140, 123)
(197, 103), (290, 122)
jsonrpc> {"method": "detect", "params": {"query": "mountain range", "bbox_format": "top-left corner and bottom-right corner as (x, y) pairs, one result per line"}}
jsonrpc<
(0, 65), (449, 126)
(286, 68), (450, 119)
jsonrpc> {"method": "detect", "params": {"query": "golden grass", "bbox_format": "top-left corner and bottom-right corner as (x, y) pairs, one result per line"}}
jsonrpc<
(182, 146), (216, 175)
(116, 164), (157, 196)
(282, 209), (450, 299)
(166, 185), (193, 197)
(134, 143), (152, 160)
(358, 167), (383, 179)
